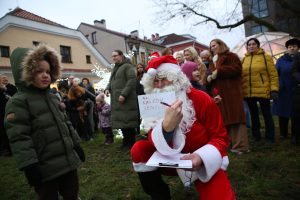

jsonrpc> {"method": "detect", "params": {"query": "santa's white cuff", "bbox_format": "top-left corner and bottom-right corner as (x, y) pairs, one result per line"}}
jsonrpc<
(132, 162), (158, 172)
(194, 144), (222, 183)
(152, 119), (185, 155)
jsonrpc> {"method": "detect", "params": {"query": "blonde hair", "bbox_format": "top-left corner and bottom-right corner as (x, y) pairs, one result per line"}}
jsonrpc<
(183, 47), (199, 61)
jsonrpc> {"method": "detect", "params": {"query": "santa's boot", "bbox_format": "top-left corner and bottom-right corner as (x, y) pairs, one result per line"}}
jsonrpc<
(138, 170), (171, 200)
(121, 128), (136, 149)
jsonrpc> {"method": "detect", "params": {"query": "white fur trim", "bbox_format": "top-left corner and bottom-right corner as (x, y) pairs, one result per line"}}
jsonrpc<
(221, 156), (229, 170)
(152, 119), (185, 155)
(147, 68), (157, 77)
(194, 144), (223, 183)
(177, 169), (198, 187)
(213, 54), (218, 64)
(157, 63), (181, 73)
(132, 162), (158, 172)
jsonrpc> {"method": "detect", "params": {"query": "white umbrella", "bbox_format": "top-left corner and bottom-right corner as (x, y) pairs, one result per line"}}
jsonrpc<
(231, 32), (293, 62)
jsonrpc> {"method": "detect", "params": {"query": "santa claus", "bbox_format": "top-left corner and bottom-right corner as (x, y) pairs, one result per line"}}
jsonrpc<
(130, 55), (236, 200)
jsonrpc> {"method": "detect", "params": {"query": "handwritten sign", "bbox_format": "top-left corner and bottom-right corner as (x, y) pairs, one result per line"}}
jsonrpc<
(138, 92), (176, 118)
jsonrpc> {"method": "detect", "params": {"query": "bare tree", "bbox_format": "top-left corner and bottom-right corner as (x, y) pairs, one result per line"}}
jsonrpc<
(153, 0), (297, 31)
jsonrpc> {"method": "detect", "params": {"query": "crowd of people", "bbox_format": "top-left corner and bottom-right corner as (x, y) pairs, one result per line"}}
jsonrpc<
(0, 37), (300, 200)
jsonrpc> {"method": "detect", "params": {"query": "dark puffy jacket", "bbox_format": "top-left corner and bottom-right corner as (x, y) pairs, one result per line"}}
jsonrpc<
(5, 46), (81, 182)
(105, 58), (139, 129)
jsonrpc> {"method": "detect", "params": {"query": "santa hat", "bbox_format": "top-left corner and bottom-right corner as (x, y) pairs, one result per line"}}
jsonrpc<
(149, 52), (160, 60)
(145, 55), (180, 77)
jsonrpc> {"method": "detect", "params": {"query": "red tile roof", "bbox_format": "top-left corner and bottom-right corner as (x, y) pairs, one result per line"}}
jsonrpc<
(7, 7), (67, 28)
(160, 33), (191, 45)
(159, 33), (208, 48)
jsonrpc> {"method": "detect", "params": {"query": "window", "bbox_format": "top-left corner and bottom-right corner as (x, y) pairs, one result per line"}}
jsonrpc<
(32, 41), (40, 46)
(91, 32), (97, 44)
(60, 45), (72, 63)
(0, 46), (10, 57)
(86, 55), (91, 64)
(251, 25), (268, 35)
(250, 0), (268, 18)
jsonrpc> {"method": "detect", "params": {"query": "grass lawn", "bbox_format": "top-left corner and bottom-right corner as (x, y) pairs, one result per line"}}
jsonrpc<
(0, 131), (299, 200)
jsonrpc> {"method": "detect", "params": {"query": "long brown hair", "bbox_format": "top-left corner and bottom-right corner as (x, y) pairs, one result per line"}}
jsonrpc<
(136, 63), (145, 80)
(210, 39), (229, 54)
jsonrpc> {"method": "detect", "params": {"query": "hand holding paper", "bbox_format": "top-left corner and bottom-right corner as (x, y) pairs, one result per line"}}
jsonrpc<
(180, 153), (203, 170)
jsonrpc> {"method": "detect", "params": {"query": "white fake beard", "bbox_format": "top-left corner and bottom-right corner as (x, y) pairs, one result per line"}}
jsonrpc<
(142, 76), (196, 134)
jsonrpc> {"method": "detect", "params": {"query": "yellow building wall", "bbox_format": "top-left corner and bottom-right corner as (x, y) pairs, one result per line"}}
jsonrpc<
(0, 26), (100, 70)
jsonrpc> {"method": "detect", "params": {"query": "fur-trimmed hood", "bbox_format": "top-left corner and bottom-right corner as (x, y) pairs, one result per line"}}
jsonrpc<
(10, 45), (61, 88)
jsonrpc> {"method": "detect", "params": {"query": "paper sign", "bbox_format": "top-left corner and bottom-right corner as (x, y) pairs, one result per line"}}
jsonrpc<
(137, 92), (176, 119)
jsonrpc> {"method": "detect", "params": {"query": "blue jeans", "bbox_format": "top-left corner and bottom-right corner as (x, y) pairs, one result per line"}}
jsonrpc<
(245, 98), (275, 142)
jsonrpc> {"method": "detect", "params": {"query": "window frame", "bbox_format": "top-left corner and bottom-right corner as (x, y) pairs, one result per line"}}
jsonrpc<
(251, 25), (268, 35)
(32, 41), (40, 46)
(86, 55), (91, 64)
(250, 0), (269, 18)
(0, 45), (10, 57)
(91, 32), (97, 44)
(60, 45), (72, 63)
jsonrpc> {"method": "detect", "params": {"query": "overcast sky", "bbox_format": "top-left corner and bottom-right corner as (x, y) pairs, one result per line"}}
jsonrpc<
(0, 0), (246, 48)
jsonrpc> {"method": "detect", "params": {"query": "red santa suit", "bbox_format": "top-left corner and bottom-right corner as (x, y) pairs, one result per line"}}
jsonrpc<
(131, 88), (236, 200)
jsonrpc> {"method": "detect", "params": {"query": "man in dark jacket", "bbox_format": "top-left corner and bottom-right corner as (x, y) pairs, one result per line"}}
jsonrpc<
(105, 50), (139, 149)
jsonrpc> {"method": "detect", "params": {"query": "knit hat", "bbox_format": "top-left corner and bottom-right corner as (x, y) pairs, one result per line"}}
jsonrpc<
(145, 55), (180, 77)
(181, 61), (198, 81)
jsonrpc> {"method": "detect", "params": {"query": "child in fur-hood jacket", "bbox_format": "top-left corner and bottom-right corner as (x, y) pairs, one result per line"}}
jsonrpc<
(4, 45), (85, 200)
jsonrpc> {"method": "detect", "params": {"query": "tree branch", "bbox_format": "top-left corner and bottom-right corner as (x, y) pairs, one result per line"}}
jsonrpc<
(183, 2), (277, 30)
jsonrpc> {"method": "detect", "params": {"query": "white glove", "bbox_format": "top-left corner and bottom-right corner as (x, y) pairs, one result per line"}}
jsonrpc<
(211, 70), (218, 79)
(207, 75), (213, 83)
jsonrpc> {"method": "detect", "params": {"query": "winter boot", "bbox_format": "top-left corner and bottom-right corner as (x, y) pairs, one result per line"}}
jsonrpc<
(121, 128), (136, 149)
(138, 170), (171, 200)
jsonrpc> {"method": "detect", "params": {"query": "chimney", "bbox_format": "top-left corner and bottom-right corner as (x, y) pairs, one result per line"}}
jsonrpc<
(151, 34), (155, 41)
(130, 30), (139, 38)
(94, 19), (106, 28)
(155, 33), (159, 40)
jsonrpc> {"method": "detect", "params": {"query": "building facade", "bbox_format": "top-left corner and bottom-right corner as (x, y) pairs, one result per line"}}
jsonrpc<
(241, 0), (300, 37)
(78, 20), (165, 66)
(0, 8), (110, 85)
